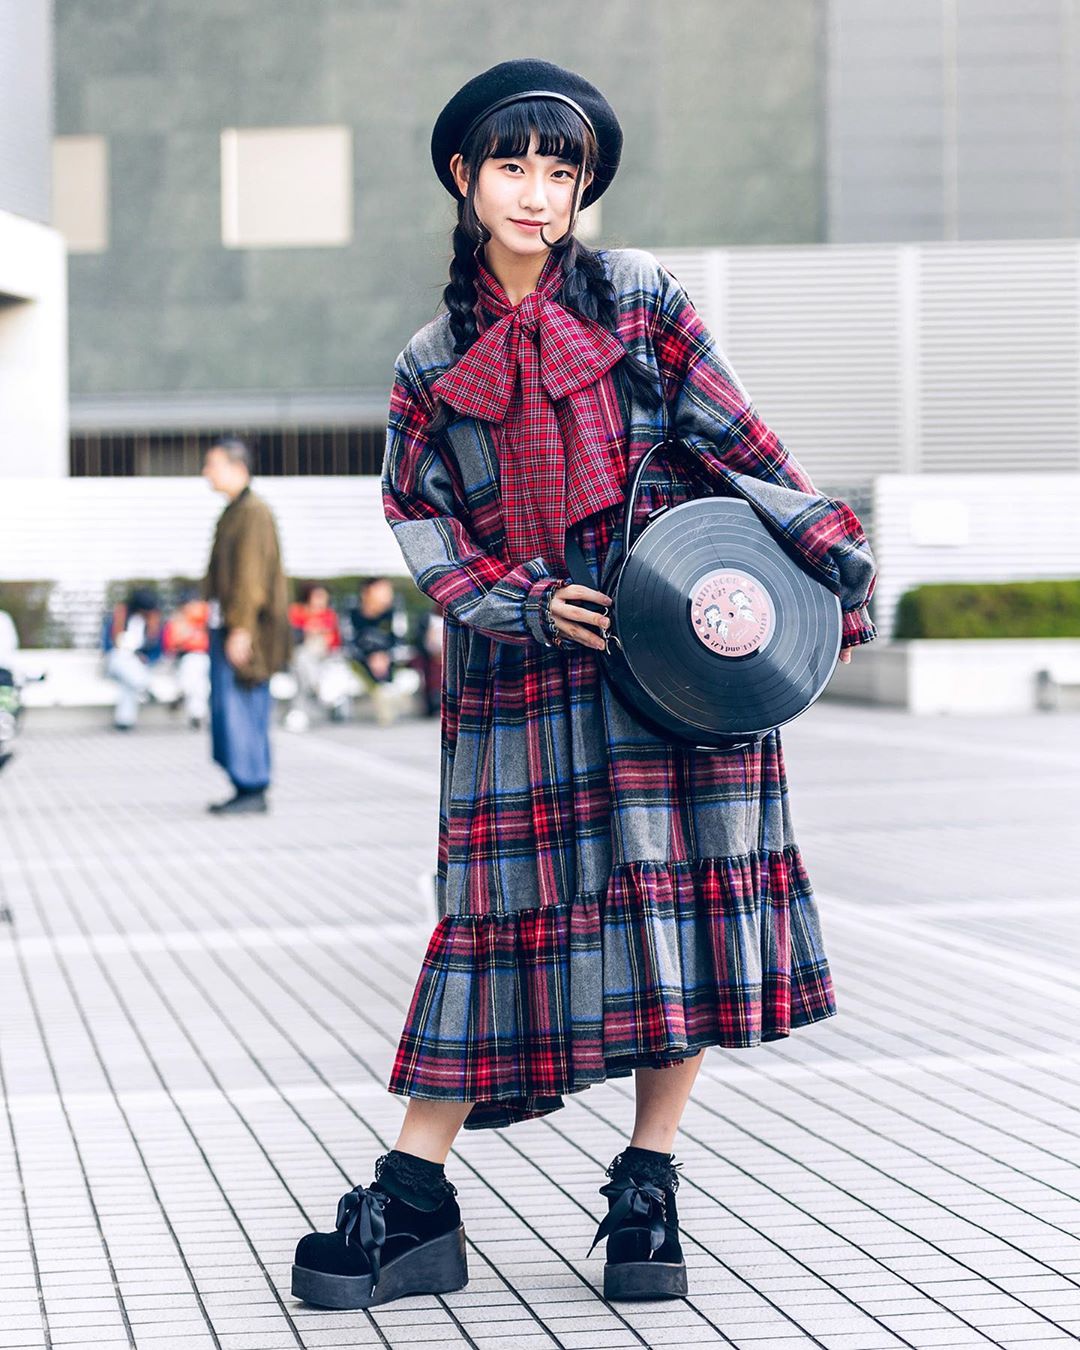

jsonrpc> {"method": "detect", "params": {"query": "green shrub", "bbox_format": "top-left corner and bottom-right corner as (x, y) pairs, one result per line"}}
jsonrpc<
(0, 580), (58, 648)
(104, 571), (432, 639)
(893, 578), (1080, 639)
(291, 573), (430, 637)
(104, 576), (204, 610)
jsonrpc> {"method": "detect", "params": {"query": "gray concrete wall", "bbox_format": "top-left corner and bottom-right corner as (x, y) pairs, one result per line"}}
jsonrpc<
(55, 0), (824, 404)
(0, 0), (53, 224)
(827, 0), (1080, 242)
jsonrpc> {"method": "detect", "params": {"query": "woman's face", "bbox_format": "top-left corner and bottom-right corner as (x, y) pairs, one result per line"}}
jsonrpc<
(451, 131), (593, 258)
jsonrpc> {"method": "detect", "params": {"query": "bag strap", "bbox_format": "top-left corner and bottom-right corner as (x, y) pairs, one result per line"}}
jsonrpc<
(564, 372), (687, 592)
(561, 372), (702, 594)
(563, 529), (597, 590)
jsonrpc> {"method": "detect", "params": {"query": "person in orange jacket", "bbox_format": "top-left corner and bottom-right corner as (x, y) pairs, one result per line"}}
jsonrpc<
(164, 592), (211, 729)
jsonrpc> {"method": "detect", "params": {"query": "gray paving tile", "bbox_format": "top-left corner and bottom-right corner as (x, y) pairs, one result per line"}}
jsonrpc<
(1, 709), (1079, 1348)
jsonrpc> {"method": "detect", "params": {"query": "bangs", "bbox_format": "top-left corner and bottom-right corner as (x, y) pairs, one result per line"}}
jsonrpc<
(471, 97), (593, 167)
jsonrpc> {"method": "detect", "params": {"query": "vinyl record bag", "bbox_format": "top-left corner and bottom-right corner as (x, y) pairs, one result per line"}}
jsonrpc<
(562, 435), (843, 752)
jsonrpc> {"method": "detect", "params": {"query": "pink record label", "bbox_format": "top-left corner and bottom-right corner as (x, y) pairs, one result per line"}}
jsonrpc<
(689, 569), (774, 656)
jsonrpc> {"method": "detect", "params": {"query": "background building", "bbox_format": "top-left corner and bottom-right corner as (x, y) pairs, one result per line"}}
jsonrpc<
(49, 0), (1080, 483)
(0, 0), (66, 477)
(2, 0), (1078, 654)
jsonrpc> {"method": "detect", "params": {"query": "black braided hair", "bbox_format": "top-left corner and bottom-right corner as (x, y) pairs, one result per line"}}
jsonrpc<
(426, 97), (662, 438)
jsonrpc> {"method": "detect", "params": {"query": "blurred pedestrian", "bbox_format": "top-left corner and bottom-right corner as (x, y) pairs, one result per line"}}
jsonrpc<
(289, 582), (342, 653)
(202, 437), (290, 814)
(0, 608), (21, 770)
(346, 576), (400, 726)
(288, 582), (349, 723)
(103, 586), (164, 731)
(163, 590), (211, 730)
(413, 605), (443, 718)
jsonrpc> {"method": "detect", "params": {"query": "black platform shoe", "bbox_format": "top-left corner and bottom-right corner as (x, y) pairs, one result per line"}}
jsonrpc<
(586, 1147), (688, 1300)
(291, 1152), (468, 1309)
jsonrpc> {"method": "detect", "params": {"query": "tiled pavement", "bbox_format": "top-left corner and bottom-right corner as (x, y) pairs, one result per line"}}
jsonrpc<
(1, 701), (1078, 1350)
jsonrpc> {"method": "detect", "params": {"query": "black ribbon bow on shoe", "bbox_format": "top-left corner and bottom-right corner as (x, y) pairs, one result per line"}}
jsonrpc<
(586, 1174), (667, 1258)
(335, 1185), (389, 1287)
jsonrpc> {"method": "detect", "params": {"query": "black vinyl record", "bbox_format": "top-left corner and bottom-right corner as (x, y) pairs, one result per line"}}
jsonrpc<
(612, 497), (841, 738)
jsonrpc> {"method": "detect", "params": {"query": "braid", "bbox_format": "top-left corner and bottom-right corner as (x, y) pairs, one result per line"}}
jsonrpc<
(426, 224), (484, 436)
(557, 241), (661, 411)
(444, 224), (482, 357)
(556, 237), (617, 328)
(549, 238), (659, 415)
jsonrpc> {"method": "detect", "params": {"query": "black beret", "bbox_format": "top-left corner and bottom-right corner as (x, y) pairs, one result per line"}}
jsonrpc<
(430, 58), (623, 210)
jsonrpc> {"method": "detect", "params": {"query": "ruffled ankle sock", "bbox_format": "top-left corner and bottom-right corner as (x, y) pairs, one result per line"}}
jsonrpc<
(609, 1145), (681, 1190)
(374, 1149), (451, 1211)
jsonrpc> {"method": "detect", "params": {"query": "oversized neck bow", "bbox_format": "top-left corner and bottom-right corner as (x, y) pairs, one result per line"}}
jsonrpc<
(430, 248), (628, 572)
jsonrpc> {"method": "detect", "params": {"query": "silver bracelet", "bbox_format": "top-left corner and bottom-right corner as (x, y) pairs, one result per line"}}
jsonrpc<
(542, 582), (567, 647)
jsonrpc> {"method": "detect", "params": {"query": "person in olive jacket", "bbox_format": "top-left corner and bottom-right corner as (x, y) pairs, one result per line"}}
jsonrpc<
(202, 437), (290, 814)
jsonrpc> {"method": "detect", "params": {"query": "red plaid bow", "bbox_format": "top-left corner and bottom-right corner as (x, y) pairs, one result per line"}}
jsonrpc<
(430, 249), (628, 571)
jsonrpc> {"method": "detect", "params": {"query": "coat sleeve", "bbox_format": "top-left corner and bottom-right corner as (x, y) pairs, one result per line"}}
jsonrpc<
(381, 356), (563, 647)
(650, 260), (878, 649)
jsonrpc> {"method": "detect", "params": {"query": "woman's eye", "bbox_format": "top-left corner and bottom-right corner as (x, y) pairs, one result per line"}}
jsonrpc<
(501, 163), (574, 180)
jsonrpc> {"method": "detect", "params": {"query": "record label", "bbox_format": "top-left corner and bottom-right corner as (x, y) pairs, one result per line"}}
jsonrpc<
(689, 569), (775, 657)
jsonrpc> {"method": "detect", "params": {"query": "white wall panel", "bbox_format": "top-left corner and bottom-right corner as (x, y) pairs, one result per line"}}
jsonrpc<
(917, 240), (1080, 470)
(0, 476), (405, 645)
(0, 208), (68, 477)
(0, 476), (402, 584)
(870, 472), (1080, 640)
(651, 239), (1080, 485)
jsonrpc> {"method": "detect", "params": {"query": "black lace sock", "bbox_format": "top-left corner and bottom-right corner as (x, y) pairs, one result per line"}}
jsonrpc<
(374, 1149), (452, 1212)
(609, 1145), (681, 1189)
(602, 1145), (684, 1266)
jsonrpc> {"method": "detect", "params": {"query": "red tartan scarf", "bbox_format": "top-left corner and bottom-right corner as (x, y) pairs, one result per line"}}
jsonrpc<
(429, 248), (628, 571)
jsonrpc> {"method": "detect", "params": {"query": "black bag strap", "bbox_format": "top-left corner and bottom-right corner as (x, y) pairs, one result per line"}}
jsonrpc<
(563, 435), (676, 588)
(566, 432), (700, 586)
(563, 527), (598, 590)
(562, 376), (694, 592)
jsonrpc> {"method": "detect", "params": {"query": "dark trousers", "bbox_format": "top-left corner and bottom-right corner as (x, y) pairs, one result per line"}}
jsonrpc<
(209, 628), (271, 792)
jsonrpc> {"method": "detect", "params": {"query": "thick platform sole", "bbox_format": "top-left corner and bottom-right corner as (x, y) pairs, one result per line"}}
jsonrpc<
(291, 1224), (468, 1309)
(603, 1256), (688, 1300)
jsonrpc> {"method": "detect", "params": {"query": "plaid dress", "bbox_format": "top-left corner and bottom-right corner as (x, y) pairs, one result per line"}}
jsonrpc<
(382, 247), (878, 1130)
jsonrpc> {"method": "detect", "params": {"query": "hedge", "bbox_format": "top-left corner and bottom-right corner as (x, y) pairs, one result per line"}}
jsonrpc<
(1, 574), (431, 650)
(0, 581), (62, 648)
(893, 578), (1080, 639)
(104, 572), (432, 636)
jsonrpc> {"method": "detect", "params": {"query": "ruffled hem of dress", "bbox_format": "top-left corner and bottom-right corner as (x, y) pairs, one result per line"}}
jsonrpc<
(387, 845), (837, 1131)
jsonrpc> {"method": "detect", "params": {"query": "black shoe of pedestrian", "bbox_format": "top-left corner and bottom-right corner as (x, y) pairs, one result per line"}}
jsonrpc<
(291, 1151), (468, 1309)
(586, 1147), (687, 1300)
(207, 789), (268, 815)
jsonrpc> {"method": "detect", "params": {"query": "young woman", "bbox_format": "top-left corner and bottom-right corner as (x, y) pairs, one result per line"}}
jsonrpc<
(293, 58), (877, 1311)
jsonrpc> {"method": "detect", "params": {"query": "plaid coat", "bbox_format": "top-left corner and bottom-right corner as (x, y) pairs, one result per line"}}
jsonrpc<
(382, 247), (878, 1130)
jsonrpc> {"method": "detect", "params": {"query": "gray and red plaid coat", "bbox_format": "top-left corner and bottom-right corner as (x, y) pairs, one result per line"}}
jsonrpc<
(381, 246), (878, 1130)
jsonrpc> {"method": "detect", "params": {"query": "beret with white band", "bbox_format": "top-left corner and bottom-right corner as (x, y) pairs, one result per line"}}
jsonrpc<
(430, 57), (624, 209)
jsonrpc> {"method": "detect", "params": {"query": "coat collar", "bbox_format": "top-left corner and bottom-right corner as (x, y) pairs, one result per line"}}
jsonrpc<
(222, 483), (252, 516)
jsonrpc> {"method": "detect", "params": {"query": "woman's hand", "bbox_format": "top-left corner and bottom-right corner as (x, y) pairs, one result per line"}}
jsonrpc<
(549, 583), (613, 651)
(838, 648), (853, 664)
